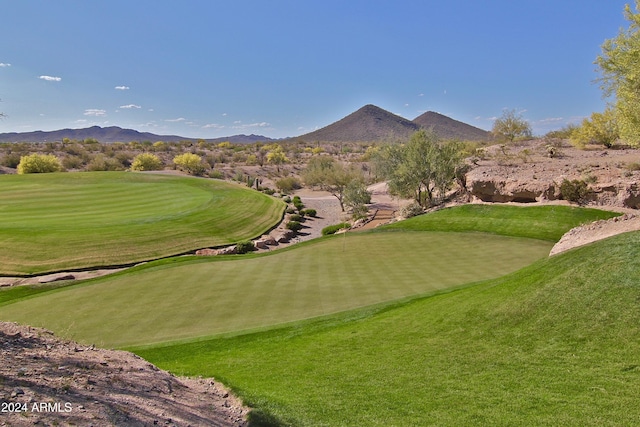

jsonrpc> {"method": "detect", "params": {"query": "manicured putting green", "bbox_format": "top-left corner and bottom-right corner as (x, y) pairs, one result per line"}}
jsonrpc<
(0, 171), (284, 275)
(0, 231), (552, 347)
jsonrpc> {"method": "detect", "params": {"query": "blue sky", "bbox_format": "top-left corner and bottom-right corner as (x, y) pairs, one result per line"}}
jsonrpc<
(0, 1), (630, 139)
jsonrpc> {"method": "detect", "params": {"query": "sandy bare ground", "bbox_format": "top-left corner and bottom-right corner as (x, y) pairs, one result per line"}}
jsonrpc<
(550, 213), (640, 256)
(0, 322), (248, 427)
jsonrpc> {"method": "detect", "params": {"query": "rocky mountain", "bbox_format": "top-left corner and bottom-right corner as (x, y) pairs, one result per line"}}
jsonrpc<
(413, 111), (490, 141)
(0, 126), (275, 144)
(294, 104), (420, 143)
(293, 104), (491, 143)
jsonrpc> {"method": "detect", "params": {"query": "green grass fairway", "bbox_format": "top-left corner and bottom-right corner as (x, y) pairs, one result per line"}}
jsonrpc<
(0, 231), (552, 347)
(138, 231), (640, 427)
(380, 204), (619, 241)
(0, 171), (284, 275)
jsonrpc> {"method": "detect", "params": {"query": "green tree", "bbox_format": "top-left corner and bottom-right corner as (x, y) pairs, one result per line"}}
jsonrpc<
(343, 179), (372, 219)
(173, 152), (206, 175)
(596, 1), (640, 146)
(302, 156), (363, 211)
(266, 145), (288, 172)
(17, 153), (62, 174)
(373, 129), (465, 207)
(491, 109), (532, 142)
(570, 108), (619, 148)
(130, 153), (163, 171)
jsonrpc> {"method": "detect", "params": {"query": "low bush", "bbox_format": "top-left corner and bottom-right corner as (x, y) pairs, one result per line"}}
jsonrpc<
(173, 153), (206, 176)
(1, 152), (23, 169)
(275, 177), (301, 193)
(208, 169), (224, 179)
(286, 220), (303, 232)
(261, 188), (276, 195)
(560, 179), (590, 205)
(303, 208), (317, 217)
(131, 153), (163, 171)
(321, 222), (350, 236)
(289, 214), (303, 222)
(17, 153), (62, 174)
(400, 202), (424, 219)
(236, 240), (256, 254)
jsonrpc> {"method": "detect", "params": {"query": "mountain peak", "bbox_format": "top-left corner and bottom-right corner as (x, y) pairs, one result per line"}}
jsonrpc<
(295, 104), (419, 142)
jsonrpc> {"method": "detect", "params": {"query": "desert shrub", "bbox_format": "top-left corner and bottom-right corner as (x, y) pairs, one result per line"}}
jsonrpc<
(208, 169), (224, 179)
(283, 196), (292, 203)
(261, 187), (276, 195)
(292, 195), (302, 203)
(286, 220), (303, 232)
(289, 213), (303, 222)
(286, 207), (297, 214)
(86, 154), (124, 171)
(62, 155), (84, 170)
(1, 152), (22, 168)
(131, 153), (163, 171)
(173, 153), (206, 176)
(275, 176), (302, 193)
(570, 109), (619, 149)
(302, 208), (317, 217)
(400, 202), (424, 219)
(115, 152), (133, 168)
(321, 222), (351, 236)
(236, 240), (256, 254)
(17, 153), (62, 174)
(545, 124), (579, 140)
(560, 179), (590, 205)
(625, 162), (640, 171)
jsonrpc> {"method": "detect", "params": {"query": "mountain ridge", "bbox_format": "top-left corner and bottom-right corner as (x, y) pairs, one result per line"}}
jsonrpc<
(293, 104), (490, 142)
(0, 105), (491, 144)
(0, 126), (276, 144)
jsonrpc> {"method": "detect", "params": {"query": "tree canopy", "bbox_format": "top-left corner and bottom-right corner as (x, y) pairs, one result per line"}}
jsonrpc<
(373, 129), (465, 208)
(596, 1), (640, 146)
(491, 109), (532, 142)
(302, 156), (368, 212)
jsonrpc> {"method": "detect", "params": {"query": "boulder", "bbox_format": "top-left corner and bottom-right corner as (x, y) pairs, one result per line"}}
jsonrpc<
(272, 229), (295, 243)
(195, 248), (217, 256)
(217, 246), (238, 255)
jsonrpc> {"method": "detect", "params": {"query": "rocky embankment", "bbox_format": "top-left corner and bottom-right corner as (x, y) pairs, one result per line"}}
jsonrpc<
(465, 141), (640, 209)
(0, 322), (248, 426)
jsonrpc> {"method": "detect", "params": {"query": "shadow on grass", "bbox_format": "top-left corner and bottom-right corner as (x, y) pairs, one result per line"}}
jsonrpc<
(248, 409), (287, 427)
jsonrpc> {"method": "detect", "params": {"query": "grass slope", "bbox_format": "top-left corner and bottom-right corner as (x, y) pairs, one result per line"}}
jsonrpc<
(0, 171), (284, 275)
(138, 231), (640, 426)
(0, 231), (550, 347)
(380, 204), (619, 241)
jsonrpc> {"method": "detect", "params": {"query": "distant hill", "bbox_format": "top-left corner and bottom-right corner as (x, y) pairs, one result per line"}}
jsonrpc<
(0, 126), (276, 144)
(412, 111), (490, 141)
(294, 104), (420, 143)
(293, 104), (490, 143)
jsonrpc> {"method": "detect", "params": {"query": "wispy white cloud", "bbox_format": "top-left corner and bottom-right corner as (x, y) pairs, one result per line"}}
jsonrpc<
(84, 109), (107, 117)
(119, 104), (141, 109)
(536, 117), (564, 124)
(203, 123), (225, 129)
(0, 63), (11, 67)
(232, 122), (272, 130)
(115, 85), (130, 90)
(39, 75), (62, 82)
(165, 117), (186, 122)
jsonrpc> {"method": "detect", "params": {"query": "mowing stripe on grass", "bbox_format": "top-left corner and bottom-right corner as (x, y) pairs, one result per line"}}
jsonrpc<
(0, 231), (552, 347)
(0, 171), (284, 275)
(137, 231), (640, 427)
